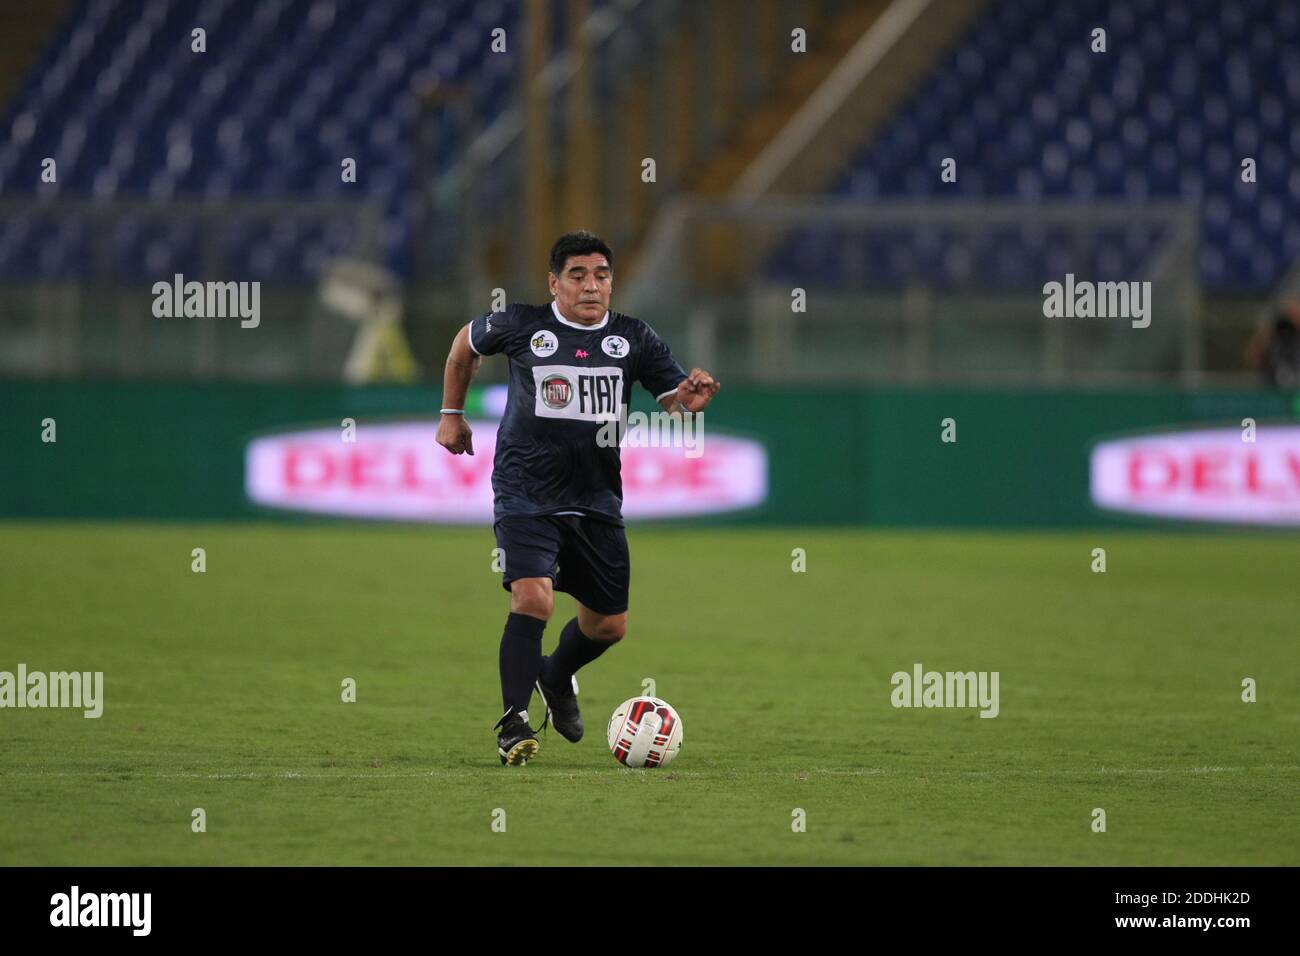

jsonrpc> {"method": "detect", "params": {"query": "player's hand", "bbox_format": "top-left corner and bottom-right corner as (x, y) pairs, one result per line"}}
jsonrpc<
(675, 368), (720, 413)
(437, 414), (474, 455)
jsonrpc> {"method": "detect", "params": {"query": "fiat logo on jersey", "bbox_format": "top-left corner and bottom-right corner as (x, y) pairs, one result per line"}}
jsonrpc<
(530, 330), (558, 357)
(541, 374), (574, 409)
(602, 335), (630, 358)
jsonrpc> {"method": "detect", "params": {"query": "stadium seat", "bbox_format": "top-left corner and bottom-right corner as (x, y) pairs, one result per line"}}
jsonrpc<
(800, 0), (1300, 291)
(0, 0), (525, 281)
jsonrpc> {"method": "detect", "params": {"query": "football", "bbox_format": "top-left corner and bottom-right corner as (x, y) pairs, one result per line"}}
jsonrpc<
(607, 696), (683, 768)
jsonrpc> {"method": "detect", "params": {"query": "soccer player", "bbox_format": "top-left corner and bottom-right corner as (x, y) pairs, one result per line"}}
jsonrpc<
(436, 231), (720, 765)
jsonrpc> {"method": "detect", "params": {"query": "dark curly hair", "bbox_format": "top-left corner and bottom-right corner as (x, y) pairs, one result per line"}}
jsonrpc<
(549, 231), (614, 277)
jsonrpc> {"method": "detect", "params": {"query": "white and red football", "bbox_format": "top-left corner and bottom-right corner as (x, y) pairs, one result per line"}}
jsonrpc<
(607, 696), (683, 768)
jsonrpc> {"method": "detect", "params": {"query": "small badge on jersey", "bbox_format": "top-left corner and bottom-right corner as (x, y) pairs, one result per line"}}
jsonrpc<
(530, 330), (558, 357)
(601, 335), (630, 358)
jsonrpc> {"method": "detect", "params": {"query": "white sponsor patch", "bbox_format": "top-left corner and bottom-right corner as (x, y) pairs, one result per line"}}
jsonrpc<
(601, 334), (630, 358)
(531, 365), (624, 421)
(529, 330), (558, 357)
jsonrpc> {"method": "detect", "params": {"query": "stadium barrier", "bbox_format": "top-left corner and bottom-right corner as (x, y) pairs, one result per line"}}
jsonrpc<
(3, 381), (1293, 527)
(0, 197), (384, 380)
(626, 198), (1213, 386)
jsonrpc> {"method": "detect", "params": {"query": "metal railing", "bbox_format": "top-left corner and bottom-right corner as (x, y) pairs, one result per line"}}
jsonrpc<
(0, 197), (383, 380)
(625, 197), (1211, 386)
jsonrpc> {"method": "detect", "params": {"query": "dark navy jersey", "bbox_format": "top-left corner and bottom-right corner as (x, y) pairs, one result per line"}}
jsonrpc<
(467, 300), (687, 524)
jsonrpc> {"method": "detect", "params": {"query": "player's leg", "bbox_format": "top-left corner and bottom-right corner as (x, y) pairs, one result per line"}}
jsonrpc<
(493, 517), (560, 765)
(576, 605), (628, 641)
(502, 575), (554, 715)
(547, 603), (626, 685)
(546, 517), (630, 684)
(537, 518), (630, 742)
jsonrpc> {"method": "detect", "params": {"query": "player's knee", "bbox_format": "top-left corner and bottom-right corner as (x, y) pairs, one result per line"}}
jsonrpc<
(586, 613), (627, 642)
(512, 593), (553, 620)
(510, 580), (553, 620)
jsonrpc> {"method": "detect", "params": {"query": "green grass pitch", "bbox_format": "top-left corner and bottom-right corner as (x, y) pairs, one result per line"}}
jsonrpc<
(1, 521), (1297, 865)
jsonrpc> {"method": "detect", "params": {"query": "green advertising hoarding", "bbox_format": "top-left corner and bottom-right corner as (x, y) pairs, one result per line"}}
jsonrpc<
(1, 381), (1293, 526)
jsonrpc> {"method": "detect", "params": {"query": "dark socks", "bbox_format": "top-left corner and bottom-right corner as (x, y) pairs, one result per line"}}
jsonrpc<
(544, 617), (613, 687)
(499, 612), (546, 717)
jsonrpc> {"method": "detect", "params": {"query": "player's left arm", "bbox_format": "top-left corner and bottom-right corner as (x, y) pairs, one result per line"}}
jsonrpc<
(638, 322), (720, 414)
(657, 368), (720, 414)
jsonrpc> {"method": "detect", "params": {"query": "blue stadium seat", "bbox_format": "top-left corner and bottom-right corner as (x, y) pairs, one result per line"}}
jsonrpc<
(813, 0), (1300, 291)
(0, 0), (524, 280)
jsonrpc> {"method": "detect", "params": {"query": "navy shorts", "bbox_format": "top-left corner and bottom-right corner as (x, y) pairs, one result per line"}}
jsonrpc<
(494, 514), (630, 615)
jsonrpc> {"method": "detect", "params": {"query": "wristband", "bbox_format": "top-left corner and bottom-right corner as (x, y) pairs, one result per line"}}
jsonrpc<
(439, 408), (464, 415)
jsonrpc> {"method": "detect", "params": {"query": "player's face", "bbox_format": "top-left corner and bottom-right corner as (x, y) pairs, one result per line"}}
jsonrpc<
(550, 254), (612, 324)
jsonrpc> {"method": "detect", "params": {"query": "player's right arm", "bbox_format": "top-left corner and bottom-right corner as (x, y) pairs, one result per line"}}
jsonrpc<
(436, 323), (480, 455)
